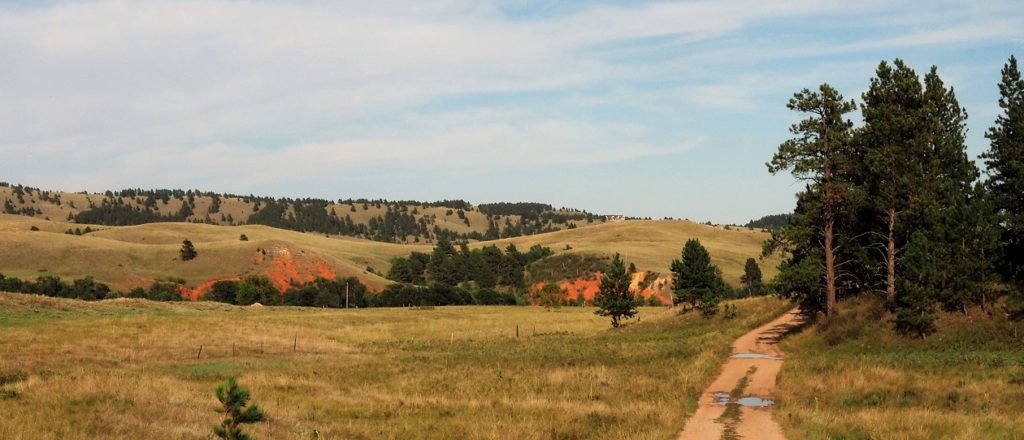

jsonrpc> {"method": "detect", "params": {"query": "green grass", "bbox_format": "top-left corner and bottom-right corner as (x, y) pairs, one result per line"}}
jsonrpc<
(0, 292), (791, 439)
(776, 296), (1024, 439)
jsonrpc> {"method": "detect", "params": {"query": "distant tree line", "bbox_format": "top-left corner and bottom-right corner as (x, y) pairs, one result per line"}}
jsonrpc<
(744, 214), (792, 230)
(2, 183), (606, 245)
(766, 55), (1024, 337)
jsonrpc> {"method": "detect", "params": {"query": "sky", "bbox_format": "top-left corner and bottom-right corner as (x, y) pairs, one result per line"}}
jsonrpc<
(1, 1), (1022, 224)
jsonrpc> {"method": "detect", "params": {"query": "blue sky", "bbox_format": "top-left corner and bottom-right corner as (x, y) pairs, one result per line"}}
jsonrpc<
(1, 1), (1022, 223)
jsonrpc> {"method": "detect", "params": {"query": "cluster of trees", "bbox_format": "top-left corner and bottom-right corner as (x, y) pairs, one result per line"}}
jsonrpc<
(198, 275), (369, 308)
(387, 239), (553, 289)
(767, 56), (1024, 337)
(744, 214), (791, 230)
(73, 201), (195, 225)
(372, 283), (520, 307)
(0, 273), (112, 300)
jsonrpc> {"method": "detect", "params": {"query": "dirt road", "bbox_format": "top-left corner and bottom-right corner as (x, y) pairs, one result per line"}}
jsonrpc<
(677, 308), (802, 440)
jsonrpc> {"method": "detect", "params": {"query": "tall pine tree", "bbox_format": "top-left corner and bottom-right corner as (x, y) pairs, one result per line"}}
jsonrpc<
(982, 55), (1024, 291)
(860, 59), (927, 309)
(768, 84), (857, 316)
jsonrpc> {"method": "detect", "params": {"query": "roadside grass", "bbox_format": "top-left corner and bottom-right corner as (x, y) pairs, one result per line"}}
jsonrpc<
(777, 296), (1024, 439)
(0, 292), (790, 439)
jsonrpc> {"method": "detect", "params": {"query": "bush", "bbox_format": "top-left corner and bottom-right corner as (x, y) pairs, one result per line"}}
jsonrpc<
(147, 282), (182, 301)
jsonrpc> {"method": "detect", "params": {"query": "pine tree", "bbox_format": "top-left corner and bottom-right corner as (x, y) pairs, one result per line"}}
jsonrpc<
(894, 232), (939, 338)
(594, 253), (637, 328)
(740, 258), (763, 296)
(860, 59), (927, 309)
(180, 239), (197, 261)
(212, 377), (265, 440)
(982, 55), (1024, 290)
(768, 84), (856, 315)
(671, 238), (725, 315)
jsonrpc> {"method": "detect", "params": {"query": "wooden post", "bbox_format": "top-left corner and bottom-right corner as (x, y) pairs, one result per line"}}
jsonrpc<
(345, 281), (350, 309)
(196, 345), (203, 359)
(293, 334), (297, 352)
(516, 324), (519, 338)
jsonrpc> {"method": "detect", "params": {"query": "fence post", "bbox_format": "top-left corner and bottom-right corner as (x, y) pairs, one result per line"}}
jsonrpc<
(293, 334), (297, 352)
(516, 324), (519, 338)
(196, 345), (203, 359)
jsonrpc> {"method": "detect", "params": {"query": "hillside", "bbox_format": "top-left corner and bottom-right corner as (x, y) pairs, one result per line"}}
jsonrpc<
(0, 214), (775, 294)
(0, 183), (604, 244)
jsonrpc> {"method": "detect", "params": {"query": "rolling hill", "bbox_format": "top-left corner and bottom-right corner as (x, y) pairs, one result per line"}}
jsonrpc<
(0, 183), (605, 244)
(0, 213), (777, 295)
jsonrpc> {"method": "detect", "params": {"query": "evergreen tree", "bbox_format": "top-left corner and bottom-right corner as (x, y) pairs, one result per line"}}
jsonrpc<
(982, 55), (1024, 290)
(428, 238), (459, 286)
(180, 239), (197, 261)
(740, 258), (763, 296)
(212, 377), (265, 440)
(859, 59), (927, 309)
(594, 253), (637, 328)
(768, 83), (857, 315)
(671, 238), (725, 314)
(894, 232), (939, 338)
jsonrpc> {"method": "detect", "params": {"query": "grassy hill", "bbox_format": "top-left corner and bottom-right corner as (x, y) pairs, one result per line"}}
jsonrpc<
(0, 183), (605, 244)
(0, 214), (776, 294)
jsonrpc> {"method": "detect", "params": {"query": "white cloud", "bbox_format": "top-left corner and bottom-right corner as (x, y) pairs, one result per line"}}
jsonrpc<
(1, 0), (1022, 203)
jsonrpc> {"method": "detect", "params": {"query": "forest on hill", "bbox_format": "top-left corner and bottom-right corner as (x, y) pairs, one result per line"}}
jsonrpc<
(0, 185), (605, 244)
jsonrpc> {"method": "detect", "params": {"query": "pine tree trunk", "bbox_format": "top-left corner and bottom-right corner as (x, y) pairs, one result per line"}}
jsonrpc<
(823, 135), (837, 317)
(886, 207), (896, 309)
(824, 217), (837, 316)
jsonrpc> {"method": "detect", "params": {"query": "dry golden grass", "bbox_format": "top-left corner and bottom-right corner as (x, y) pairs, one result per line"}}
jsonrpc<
(484, 220), (779, 285)
(0, 292), (792, 439)
(776, 296), (1024, 439)
(0, 215), (772, 292)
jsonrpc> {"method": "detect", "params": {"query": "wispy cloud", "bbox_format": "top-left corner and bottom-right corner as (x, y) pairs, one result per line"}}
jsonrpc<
(1, 0), (1022, 220)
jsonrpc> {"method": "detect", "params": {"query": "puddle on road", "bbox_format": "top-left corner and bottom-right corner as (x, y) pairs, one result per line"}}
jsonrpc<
(730, 353), (782, 360)
(735, 397), (774, 407)
(713, 392), (775, 407)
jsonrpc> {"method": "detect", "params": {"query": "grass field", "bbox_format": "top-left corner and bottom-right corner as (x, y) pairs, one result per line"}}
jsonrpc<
(776, 296), (1024, 439)
(0, 292), (791, 439)
(0, 214), (775, 292)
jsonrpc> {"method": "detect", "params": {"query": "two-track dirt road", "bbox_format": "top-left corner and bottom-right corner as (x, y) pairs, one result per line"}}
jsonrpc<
(678, 308), (803, 440)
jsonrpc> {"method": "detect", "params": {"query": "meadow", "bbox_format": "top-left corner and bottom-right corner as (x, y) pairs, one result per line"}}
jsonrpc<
(775, 297), (1024, 439)
(0, 292), (791, 439)
(0, 214), (776, 293)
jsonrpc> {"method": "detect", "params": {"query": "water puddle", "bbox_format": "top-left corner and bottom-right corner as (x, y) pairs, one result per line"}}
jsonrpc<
(735, 397), (774, 407)
(730, 353), (782, 360)
(713, 392), (775, 407)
